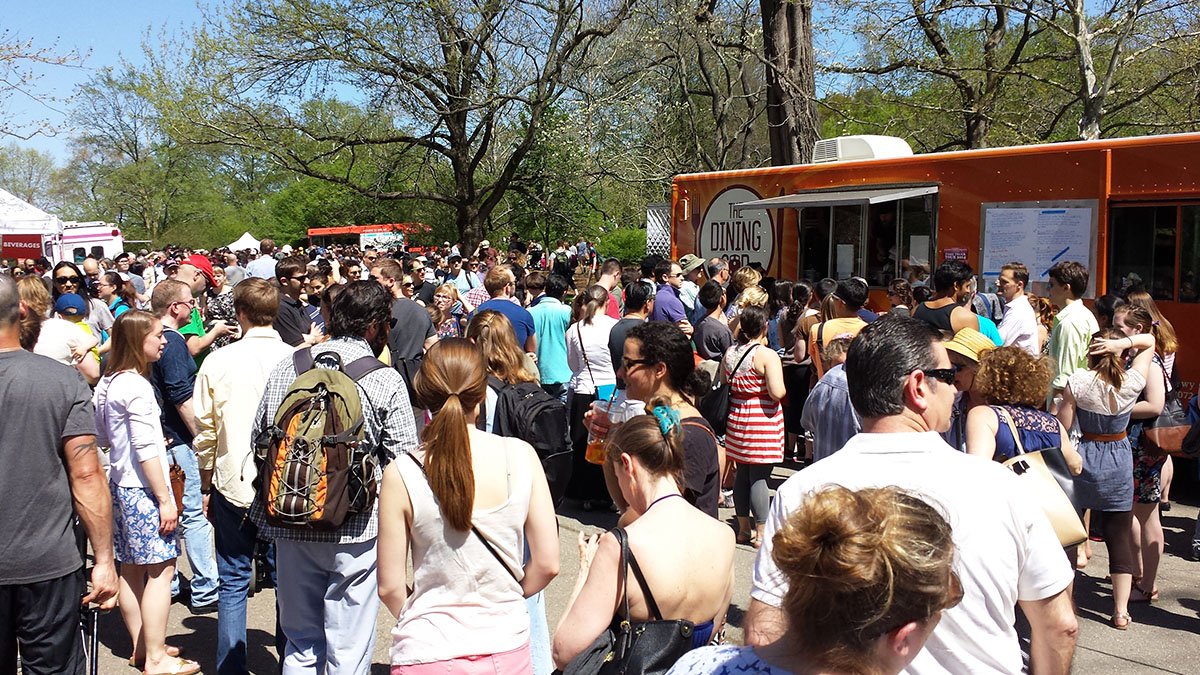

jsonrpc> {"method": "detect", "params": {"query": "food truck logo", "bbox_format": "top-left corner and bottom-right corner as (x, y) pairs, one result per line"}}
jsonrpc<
(698, 186), (773, 271)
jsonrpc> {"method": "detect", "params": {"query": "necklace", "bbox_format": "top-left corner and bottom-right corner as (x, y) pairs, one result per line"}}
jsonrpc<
(644, 493), (683, 512)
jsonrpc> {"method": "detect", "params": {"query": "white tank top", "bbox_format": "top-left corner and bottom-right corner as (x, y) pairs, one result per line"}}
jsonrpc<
(389, 436), (533, 665)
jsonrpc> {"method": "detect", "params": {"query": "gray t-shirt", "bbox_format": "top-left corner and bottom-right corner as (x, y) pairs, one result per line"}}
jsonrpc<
(0, 350), (97, 584)
(693, 315), (733, 360)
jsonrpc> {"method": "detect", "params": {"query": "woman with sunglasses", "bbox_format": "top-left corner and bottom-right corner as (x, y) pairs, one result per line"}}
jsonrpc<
(52, 261), (115, 339)
(669, 486), (961, 675)
(1056, 329), (1154, 629)
(553, 407), (735, 669)
(887, 278), (915, 318)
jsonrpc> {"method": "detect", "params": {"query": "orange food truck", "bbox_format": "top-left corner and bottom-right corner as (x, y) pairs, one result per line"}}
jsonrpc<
(670, 132), (1200, 392)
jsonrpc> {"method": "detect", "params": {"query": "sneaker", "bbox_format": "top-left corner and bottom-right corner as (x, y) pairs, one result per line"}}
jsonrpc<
(190, 601), (218, 615)
(720, 490), (735, 509)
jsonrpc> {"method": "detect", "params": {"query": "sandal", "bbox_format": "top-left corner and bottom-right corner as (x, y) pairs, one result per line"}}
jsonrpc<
(1131, 584), (1159, 603)
(129, 646), (181, 669)
(736, 531), (760, 548)
(1111, 612), (1132, 630)
(143, 657), (201, 675)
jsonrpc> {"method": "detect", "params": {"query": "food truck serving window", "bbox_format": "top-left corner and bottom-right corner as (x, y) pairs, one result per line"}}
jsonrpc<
(1111, 203), (1200, 303)
(735, 185), (937, 286)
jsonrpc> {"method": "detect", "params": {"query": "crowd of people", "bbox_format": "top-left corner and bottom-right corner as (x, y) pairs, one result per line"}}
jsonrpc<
(0, 235), (1192, 675)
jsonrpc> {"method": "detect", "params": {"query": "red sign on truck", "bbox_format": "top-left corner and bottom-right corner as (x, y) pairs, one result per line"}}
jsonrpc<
(1, 234), (43, 260)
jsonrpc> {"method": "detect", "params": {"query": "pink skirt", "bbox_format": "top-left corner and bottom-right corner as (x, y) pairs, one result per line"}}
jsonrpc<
(391, 642), (531, 675)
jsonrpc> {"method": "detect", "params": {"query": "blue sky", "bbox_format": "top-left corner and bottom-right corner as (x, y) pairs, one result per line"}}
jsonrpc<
(4, 0), (206, 161)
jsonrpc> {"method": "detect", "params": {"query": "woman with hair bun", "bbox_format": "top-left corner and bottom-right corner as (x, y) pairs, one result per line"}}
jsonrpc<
(670, 485), (961, 674)
(965, 346), (1081, 471)
(378, 339), (560, 673)
(553, 406), (735, 669)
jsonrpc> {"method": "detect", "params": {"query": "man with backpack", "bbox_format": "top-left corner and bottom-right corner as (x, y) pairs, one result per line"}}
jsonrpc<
(249, 281), (418, 675)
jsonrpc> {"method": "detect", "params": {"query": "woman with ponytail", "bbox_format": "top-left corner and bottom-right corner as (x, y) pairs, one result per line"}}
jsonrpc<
(553, 404), (735, 668)
(565, 284), (619, 507)
(379, 339), (560, 673)
(1056, 328), (1155, 629)
(669, 485), (961, 674)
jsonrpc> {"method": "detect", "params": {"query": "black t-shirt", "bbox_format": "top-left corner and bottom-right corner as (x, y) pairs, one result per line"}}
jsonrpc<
(413, 280), (437, 306)
(0, 351), (97, 583)
(681, 416), (721, 518)
(608, 317), (644, 389)
(274, 294), (311, 347)
(388, 297), (436, 363)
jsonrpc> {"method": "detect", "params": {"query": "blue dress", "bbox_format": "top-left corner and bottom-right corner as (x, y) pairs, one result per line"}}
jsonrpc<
(991, 405), (1061, 461)
(1068, 370), (1144, 513)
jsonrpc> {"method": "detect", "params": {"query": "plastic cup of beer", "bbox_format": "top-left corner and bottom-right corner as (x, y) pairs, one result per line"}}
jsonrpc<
(585, 400), (613, 465)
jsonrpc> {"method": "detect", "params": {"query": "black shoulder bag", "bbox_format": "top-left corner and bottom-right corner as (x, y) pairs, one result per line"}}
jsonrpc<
(560, 528), (695, 675)
(697, 344), (756, 437)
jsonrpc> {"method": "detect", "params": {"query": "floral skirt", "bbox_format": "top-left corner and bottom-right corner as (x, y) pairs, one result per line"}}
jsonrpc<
(110, 482), (179, 565)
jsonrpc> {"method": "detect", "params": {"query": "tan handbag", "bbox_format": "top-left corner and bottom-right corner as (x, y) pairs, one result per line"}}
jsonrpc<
(168, 462), (186, 514)
(997, 408), (1087, 547)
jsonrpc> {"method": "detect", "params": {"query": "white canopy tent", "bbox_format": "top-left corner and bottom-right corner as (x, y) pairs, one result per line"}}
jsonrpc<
(227, 231), (261, 252)
(0, 187), (61, 236)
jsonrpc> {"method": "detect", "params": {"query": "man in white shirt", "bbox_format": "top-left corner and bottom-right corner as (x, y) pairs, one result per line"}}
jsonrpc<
(193, 278), (295, 674)
(745, 317), (1077, 675)
(245, 239), (278, 279)
(996, 262), (1039, 355)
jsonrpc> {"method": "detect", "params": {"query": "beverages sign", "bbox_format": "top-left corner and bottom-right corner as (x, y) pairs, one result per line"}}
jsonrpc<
(1, 234), (43, 260)
(697, 186), (774, 271)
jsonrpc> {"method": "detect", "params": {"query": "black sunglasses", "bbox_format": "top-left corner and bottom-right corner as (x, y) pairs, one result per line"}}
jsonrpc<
(55, 275), (82, 285)
(922, 367), (958, 385)
(622, 357), (653, 370)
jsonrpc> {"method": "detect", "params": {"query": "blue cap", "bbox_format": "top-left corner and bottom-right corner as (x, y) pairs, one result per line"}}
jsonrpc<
(55, 293), (87, 317)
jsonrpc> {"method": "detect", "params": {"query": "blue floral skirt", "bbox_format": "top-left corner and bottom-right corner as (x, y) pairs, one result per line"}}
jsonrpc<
(110, 482), (179, 565)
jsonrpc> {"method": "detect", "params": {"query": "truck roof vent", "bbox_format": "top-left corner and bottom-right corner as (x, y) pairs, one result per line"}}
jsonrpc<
(812, 135), (913, 164)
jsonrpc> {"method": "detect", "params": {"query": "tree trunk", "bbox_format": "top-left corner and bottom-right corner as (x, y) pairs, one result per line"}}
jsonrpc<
(761, 0), (819, 166)
(965, 112), (990, 149)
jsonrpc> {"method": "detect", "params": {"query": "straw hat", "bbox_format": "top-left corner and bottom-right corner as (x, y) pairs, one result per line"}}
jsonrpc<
(943, 328), (995, 365)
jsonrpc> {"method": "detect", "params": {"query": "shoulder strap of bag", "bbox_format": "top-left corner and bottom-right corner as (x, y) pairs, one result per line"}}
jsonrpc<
(726, 343), (757, 379)
(620, 528), (665, 621)
(405, 454), (520, 583)
(817, 320), (826, 347)
(343, 355), (388, 381)
(292, 347), (315, 374)
(995, 406), (1027, 455)
(681, 419), (717, 443)
(577, 322), (596, 386)
(612, 527), (632, 622)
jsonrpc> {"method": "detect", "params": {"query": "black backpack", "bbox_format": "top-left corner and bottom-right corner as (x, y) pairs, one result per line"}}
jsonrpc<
(480, 376), (572, 507)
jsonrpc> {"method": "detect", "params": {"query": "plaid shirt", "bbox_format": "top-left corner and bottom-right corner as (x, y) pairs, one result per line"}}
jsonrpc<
(249, 337), (418, 544)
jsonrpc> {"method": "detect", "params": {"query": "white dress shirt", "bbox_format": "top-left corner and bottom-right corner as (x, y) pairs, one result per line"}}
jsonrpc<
(193, 326), (296, 508)
(997, 293), (1039, 355)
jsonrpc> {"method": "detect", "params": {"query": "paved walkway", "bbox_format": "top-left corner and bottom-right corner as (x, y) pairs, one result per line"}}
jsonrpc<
(85, 465), (1200, 673)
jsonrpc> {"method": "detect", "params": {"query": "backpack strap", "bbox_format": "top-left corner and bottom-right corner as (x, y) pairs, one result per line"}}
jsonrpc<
(293, 347), (315, 374)
(344, 356), (388, 381)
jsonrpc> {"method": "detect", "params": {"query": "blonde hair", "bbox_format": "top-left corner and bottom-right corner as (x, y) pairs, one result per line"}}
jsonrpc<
(1124, 291), (1177, 355)
(773, 486), (960, 671)
(735, 285), (768, 309)
(465, 310), (537, 384)
(412, 339), (489, 531)
(975, 346), (1053, 407)
(727, 266), (762, 303)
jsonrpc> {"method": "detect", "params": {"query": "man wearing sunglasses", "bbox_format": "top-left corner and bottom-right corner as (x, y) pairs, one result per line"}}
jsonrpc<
(746, 317), (1078, 675)
(272, 256), (323, 348)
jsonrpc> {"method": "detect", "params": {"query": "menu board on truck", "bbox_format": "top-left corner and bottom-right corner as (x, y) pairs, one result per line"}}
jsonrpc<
(980, 200), (1098, 297)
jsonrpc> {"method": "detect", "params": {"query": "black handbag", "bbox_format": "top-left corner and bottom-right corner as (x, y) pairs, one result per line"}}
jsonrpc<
(1142, 363), (1191, 456)
(559, 528), (695, 675)
(698, 345), (756, 437)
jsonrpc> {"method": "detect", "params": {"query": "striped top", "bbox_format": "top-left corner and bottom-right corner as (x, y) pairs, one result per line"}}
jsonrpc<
(723, 343), (785, 464)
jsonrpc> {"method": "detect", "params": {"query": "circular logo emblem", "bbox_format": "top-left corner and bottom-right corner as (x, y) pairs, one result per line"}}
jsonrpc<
(697, 187), (774, 272)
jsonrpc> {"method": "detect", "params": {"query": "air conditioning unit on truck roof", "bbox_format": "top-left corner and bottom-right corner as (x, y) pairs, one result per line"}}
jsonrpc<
(812, 135), (913, 164)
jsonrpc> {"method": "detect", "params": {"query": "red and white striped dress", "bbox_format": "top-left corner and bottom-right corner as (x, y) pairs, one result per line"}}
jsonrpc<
(723, 343), (785, 464)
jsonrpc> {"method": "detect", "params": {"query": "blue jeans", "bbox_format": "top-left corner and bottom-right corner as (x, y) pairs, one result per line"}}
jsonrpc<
(169, 444), (219, 606)
(210, 491), (260, 675)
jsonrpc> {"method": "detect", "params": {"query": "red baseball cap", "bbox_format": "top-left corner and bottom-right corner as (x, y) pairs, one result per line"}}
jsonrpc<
(186, 254), (216, 287)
